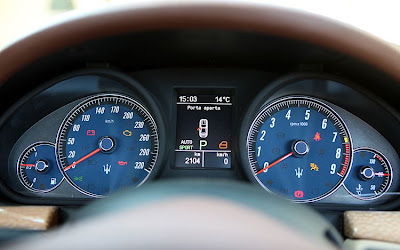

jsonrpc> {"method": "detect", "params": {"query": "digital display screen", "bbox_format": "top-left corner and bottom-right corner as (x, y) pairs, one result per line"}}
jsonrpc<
(175, 91), (233, 168)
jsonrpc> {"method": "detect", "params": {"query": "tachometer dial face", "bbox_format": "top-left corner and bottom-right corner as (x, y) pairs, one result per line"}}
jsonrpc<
(56, 94), (159, 197)
(17, 142), (63, 192)
(344, 148), (392, 200)
(246, 96), (352, 202)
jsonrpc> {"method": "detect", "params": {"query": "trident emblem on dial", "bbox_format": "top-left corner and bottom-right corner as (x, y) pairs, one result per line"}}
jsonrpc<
(103, 164), (112, 175)
(295, 167), (303, 179)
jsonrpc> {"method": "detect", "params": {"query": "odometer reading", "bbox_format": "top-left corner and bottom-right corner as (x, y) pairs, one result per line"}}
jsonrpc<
(175, 91), (233, 168)
(246, 96), (352, 202)
(56, 94), (159, 197)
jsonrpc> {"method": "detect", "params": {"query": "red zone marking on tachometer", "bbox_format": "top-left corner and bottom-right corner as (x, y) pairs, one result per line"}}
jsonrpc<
(339, 143), (350, 176)
(374, 154), (383, 162)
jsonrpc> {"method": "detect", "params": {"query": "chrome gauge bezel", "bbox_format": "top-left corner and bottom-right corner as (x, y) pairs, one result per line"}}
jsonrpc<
(344, 147), (393, 201)
(55, 93), (160, 198)
(16, 141), (64, 193)
(246, 95), (354, 203)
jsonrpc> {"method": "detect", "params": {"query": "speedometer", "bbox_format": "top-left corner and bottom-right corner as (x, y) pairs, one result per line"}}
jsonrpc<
(56, 93), (159, 197)
(246, 96), (352, 202)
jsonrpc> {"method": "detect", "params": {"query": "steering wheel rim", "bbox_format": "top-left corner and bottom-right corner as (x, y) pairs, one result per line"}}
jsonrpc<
(7, 180), (341, 249)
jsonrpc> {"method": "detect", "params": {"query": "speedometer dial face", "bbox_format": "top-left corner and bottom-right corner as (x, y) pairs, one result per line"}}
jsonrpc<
(56, 94), (159, 197)
(246, 96), (352, 202)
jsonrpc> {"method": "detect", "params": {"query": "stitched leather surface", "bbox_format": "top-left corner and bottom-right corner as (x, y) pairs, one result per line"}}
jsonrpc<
(0, 206), (58, 230)
(344, 211), (400, 244)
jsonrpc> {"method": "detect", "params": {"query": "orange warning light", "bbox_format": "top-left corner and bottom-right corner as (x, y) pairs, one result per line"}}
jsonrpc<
(219, 141), (228, 150)
(310, 163), (319, 171)
(313, 132), (321, 141)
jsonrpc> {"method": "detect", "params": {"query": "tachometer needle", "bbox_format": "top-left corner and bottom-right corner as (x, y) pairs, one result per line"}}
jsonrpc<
(256, 152), (294, 175)
(64, 148), (101, 171)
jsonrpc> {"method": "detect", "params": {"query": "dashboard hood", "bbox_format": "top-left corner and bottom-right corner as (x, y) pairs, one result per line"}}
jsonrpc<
(1, 0), (400, 85)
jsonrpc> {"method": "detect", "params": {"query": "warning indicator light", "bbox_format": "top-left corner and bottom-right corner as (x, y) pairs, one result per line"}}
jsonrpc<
(219, 141), (228, 150)
(313, 132), (321, 141)
(294, 190), (304, 198)
(86, 130), (96, 136)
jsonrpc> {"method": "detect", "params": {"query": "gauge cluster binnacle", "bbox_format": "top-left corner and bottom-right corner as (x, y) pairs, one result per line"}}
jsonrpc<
(1, 69), (400, 207)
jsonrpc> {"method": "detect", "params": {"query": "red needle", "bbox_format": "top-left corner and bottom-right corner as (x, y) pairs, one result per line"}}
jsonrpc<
(64, 148), (101, 171)
(21, 164), (35, 167)
(375, 173), (390, 177)
(256, 152), (294, 175)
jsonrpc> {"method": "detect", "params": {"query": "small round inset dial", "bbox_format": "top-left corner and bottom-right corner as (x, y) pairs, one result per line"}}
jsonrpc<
(17, 142), (64, 192)
(344, 148), (392, 200)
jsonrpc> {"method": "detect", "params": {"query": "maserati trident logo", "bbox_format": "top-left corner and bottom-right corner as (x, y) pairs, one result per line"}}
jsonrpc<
(295, 167), (303, 179)
(103, 164), (111, 175)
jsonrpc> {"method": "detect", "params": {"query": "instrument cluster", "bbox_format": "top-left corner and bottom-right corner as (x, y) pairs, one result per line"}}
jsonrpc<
(0, 69), (399, 208)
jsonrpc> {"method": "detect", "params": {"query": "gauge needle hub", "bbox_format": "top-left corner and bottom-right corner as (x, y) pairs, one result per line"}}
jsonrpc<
(64, 148), (101, 171)
(256, 152), (294, 175)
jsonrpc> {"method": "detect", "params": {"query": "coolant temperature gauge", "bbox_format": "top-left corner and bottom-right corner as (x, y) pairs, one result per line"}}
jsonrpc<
(344, 148), (392, 200)
(17, 142), (63, 192)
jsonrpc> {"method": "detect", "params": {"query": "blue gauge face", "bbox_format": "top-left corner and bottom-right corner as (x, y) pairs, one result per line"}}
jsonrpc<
(56, 94), (159, 197)
(17, 142), (63, 192)
(344, 148), (392, 200)
(247, 96), (352, 202)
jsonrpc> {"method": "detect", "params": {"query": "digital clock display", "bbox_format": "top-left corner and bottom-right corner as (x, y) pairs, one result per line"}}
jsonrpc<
(175, 90), (233, 169)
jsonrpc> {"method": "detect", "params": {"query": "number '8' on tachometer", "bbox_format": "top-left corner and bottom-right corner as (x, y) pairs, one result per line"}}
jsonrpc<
(246, 96), (352, 202)
(56, 93), (159, 197)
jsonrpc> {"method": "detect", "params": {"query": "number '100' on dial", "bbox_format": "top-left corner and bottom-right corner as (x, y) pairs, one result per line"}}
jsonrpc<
(246, 96), (352, 202)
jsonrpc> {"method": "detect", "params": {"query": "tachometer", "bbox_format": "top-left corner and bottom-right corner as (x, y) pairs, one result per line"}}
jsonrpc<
(246, 96), (352, 202)
(56, 93), (159, 197)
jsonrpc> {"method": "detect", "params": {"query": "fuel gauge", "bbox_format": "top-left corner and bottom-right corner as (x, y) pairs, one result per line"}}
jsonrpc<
(344, 148), (392, 200)
(17, 142), (63, 192)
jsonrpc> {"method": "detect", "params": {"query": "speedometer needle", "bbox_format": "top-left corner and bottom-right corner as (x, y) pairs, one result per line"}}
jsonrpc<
(21, 164), (36, 167)
(256, 152), (294, 175)
(64, 148), (101, 171)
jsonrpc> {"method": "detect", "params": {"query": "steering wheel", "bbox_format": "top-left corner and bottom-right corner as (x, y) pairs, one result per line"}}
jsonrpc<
(2, 1), (399, 249)
(8, 180), (341, 249)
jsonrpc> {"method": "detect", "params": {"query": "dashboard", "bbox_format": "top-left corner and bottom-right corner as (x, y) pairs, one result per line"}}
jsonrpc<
(2, 2), (400, 248)
(1, 68), (399, 209)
